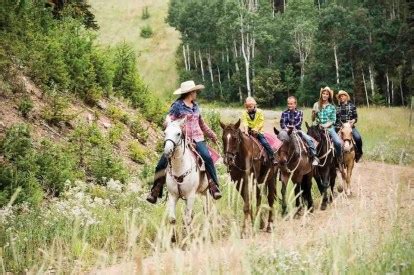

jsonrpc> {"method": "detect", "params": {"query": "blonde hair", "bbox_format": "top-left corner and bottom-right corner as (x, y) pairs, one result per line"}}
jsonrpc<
(245, 97), (257, 105)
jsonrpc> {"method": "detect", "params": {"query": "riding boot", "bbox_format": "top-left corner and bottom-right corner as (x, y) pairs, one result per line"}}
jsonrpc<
(308, 148), (319, 166)
(146, 175), (166, 204)
(208, 179), (222, 200)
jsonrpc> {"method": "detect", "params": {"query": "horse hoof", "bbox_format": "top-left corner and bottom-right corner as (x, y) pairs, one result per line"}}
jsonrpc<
(259, 221), (266, 230)
(170, 219), (176, 225)
(266, 225), (273, 233)
(320, 203), (327, 211)
(337, 185), (344, 193)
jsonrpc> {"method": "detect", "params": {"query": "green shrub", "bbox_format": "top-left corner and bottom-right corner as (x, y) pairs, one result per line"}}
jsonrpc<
(203, 110), (222, 139)
(141, 6), (150, 20)
(140, 25), (153, 38)
(41, 90), (72, 125)
(129, 140), (146, 164)
(18, 95), (34, 118)
(130, 119), (149, 144)
(108, 122), (124, 145)
(107, 105), (126, 121)
(0, 124), (43, 206)
(36, 140), (79, 196)
(89, 145), (129, 184)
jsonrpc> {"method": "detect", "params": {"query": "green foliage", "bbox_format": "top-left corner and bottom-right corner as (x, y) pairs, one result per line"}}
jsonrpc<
(41, 90), (72, 125)
(203, 109), (222, 138)
(252, 69), (286, 107)
(128, 140), (146, 164)
(141, 6), (150, 20)
(108, 122), (125, 145)
(17, 96), (34, 118)
(130, 119), (149, 144)
(0, 124), (42, 206)
(140, 25), (153, 38)
(36, 140), (79, 196)
(89, 145), (129, 184)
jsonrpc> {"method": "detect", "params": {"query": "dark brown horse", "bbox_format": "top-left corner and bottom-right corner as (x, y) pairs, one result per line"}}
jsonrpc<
(306, 122), (337, 210)
(220, 120), (277, 235)
(273, 128), (314, 216)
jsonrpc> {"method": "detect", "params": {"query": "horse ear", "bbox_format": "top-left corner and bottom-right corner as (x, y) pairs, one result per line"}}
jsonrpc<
(274, 127), (279, 135)
(220, 120), (226, 129)
(287, 127), (293, 135)
(234, 119), (241, 129)
(177, 117), (186, 126)
(305, 121), (310, 130)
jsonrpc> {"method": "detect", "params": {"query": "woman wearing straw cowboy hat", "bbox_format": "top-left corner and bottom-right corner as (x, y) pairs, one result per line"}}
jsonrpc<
(146, 80), (222, 204)
(312, 86), (343, 168)
(335, 90), (363, 162)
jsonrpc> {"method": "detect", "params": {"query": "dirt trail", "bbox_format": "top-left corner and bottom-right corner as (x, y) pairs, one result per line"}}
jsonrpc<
(91, 109), (414, 274)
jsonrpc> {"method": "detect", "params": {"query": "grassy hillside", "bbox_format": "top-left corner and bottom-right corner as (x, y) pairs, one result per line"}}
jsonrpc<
(90, 0), (180, 97)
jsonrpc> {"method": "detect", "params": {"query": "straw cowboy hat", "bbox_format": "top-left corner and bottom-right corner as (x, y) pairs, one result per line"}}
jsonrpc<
(320, 86), (334, 100)
(173, 80), (205, 95)
(336, 90), (351, 101)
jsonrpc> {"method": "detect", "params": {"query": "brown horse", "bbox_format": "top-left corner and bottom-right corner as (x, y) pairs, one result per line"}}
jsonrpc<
(273, 128), (314, 216)
(338, 122), (355, 196)
(220, 120), (277, 235)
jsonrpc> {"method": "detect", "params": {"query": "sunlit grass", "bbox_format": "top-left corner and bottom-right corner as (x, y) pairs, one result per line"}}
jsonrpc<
(89, 0), (180, 96)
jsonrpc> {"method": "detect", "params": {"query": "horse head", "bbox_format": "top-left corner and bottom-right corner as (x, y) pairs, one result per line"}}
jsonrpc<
(220, 119), (241, 166)
(164, 118), (186, 158)
(340, 122), (353, 152)
(306, 121), (322, 143)
(273, 127), (297, 167)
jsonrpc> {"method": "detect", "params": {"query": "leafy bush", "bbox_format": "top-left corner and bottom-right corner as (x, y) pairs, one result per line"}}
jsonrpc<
(41, 90), (72, 125)
(0, 124), (43, 206)
(130, 119), (149, 144)
(203, 110), (222, 139)
(89, 145), (129, 184)
(36, 140), (79, 196)
(129, 140), (146, 164)
(140, 25), (153, 38)
(108, 122), (124, 145)
(18, 96), (34, 118)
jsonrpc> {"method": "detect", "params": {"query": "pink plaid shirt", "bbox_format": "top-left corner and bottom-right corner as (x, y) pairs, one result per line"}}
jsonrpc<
(168, 100), (216, 142)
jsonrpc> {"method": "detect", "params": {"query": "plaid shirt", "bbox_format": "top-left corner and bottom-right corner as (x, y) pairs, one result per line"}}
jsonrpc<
(168, 100), (216, 142)
(316, 103), (336, 128)
(280, 109), (303, 130)
(335, 102), (358, 127)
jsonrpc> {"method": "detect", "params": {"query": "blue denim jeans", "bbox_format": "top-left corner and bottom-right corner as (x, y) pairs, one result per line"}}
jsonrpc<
(352, 127), (363, 154)
(298, 131), (317, 157)
(328, 128), (342, 156)
(257, 133), (274, 158)
(154, 141), (218, 185)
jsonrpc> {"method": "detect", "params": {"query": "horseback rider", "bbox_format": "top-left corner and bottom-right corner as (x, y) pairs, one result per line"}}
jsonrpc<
(312, 86), (343, 170)
(280, 96), (319, 166)
(241, 97), (275, 163)
(335, 90), (363, 162)
(146, 80), (222, 204)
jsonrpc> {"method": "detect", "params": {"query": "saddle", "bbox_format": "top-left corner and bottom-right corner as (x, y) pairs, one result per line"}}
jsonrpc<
(187, 141), (220, 172)
(249, 132), (282, 162)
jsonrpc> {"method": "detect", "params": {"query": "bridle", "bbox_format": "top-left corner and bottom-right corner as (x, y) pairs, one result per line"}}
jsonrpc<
(223, 128), (253, 172)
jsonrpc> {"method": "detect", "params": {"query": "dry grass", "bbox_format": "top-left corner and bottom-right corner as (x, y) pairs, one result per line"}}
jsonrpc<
(89, 0), (180, 96)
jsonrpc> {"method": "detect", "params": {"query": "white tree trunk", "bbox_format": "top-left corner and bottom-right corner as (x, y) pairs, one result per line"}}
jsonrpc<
(362, 69), (370, 107)
(334, 43), (340, 84)
(199, 50), (205, 81)
(369, 64), (375, 96)
(391, 80), (394, 105)
(207, 52), (214, 86)
(241, 29), (251, 97)
(186, 44), (191, 71)
(193, 51), (198, 69)
(226, 46), (231, 81)
(217, 65), (223, 98)
(183, 45), (188, 71)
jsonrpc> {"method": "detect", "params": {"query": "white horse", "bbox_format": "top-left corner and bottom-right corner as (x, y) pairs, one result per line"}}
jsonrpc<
(163, 118), (209, 228)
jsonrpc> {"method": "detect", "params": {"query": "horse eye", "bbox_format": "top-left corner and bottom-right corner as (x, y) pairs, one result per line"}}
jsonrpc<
(177, 133), (181, 136)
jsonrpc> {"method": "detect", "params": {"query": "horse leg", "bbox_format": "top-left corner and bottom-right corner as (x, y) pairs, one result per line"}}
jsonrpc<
(294, 183), (303, 218)
(303, 174), (314, 213)
(167, 194), (178, 243)
(184, 194), (196, 230)
(346, 160), (354, 196)
(256, 184), (265, 230)
(241, 175), (253, 238)
(266, 173), (276, 232)
(281, 179), (288, 216)
(329, 167), (337, 202)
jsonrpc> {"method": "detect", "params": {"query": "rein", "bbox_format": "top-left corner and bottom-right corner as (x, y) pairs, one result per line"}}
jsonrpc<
(315, 128), (334, 167)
